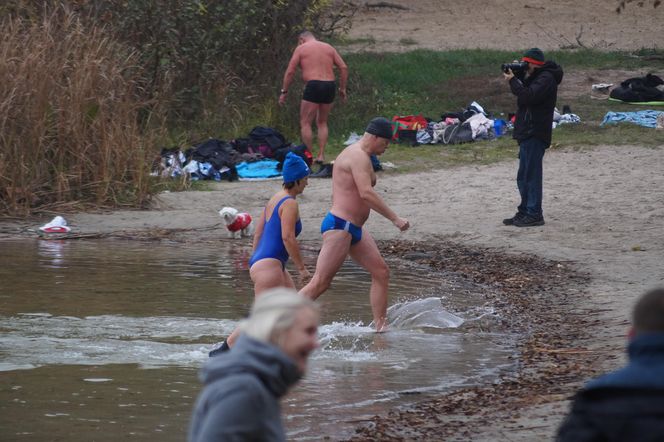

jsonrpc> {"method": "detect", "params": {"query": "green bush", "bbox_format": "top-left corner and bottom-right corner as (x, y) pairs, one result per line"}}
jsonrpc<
(1, 0), (355, 125)
(0, 1), (355, 215)
(99, 0), (352, 123)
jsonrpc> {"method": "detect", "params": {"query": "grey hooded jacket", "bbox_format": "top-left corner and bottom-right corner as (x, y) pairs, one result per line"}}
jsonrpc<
(188, 335), (301, 442)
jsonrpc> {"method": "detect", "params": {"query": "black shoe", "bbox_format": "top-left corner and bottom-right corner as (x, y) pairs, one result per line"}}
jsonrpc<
(502, 212), (525, 226)
(310, 163), (333, 178)
(513, 214), (545, 227)
(209, 340), (230, 357)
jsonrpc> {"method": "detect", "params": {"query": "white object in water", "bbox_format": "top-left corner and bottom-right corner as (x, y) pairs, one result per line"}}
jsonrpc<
(39, 216), (71, 233)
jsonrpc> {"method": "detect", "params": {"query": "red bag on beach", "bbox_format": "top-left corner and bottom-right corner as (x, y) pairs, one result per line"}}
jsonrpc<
(391, 114), (428, 142)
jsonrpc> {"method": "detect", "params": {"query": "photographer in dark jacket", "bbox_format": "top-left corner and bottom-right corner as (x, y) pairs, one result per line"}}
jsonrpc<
(557, 287), (664, 442)
(503, 48), (563, 227)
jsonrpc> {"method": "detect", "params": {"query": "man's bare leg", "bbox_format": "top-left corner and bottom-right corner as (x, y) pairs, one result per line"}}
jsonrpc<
(315, 103), (333, 163)
(349, 231), (390, 332)
(299, 230), (351, 300)
(300, 100), (319, 156)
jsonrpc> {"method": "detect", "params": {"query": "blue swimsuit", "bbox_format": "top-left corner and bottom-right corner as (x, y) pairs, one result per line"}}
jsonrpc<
(249, 196), (302, 269)
(320, 212), (362, 245)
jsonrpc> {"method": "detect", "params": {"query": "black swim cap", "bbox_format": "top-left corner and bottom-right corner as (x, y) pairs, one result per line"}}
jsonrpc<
(365, 117), (393, 140)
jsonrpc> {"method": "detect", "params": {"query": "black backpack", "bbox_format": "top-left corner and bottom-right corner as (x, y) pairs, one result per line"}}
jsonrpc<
(248, 126), (288, 150)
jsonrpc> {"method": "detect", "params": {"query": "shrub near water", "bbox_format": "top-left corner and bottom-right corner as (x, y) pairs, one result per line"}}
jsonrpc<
(0, 11), (158, 216)
(8, 0), (354, 125)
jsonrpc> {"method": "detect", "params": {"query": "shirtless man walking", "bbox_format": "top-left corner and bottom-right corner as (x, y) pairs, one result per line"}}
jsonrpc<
(279, 30), (348, 164)
(299, 117), (410, 331)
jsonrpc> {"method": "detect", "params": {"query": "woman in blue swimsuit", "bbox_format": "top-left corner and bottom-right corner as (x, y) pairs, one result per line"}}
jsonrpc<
(220, 153), (310, 351)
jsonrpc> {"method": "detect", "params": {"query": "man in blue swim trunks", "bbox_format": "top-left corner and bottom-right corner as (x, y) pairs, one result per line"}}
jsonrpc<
(279, 30), (348, 164)
(299, 117), (410, 332)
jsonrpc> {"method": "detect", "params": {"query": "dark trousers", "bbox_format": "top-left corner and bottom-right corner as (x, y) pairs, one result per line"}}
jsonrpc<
(516, 137), (546, 217)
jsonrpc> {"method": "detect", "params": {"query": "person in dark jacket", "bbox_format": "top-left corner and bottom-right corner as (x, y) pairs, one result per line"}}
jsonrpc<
(502, 48), (563, 227)
(556, 287), (664, 442)
(189, 288), (320, 442)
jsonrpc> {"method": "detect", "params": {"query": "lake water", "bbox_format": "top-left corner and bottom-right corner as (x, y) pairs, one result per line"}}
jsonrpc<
(0, 238), (515, 441)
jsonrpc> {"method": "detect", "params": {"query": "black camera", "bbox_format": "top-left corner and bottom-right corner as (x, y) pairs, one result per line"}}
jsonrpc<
(501, 61), (527, 74)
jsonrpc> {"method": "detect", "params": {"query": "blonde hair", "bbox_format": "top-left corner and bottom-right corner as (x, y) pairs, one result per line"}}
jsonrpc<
(240, 288), (318, 344)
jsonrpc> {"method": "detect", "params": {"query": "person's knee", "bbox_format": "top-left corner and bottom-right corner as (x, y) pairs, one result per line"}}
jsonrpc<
(300, 276), (329, 300)
(300, 108), (316, 124)
(310, 273), (333, 294)
(372, 263), (390, 283)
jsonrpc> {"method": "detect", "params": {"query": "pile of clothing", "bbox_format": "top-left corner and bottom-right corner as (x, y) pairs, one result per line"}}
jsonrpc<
(152, 126), (313, 181)
(392, 102), (508, 146)
(392, 100), (580, 147)
(609, 73), (664, 104)
(553, 105), (581, 128)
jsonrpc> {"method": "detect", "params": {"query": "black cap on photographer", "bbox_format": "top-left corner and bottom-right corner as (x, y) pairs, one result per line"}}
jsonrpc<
(522, 48), (545, 66)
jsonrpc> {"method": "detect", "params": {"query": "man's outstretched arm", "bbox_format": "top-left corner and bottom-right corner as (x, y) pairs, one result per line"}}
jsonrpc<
(351, 160), (409, 231)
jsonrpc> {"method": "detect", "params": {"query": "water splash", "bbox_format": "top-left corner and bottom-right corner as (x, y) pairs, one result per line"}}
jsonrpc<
(387, 297), (464, 329)
(0, 297), (470, 372)
(0, 314), (407, 370)
(0, 314), (238, 370)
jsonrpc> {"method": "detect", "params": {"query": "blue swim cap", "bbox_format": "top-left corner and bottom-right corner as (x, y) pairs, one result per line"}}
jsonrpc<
(282, 152), (310, 183)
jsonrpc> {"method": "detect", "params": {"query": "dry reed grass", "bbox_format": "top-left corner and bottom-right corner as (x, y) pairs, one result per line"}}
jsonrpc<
(0, 9), (161, 216)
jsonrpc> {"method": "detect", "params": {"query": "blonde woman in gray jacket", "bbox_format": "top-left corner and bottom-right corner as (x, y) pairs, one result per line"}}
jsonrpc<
(189, 288), (320, 442)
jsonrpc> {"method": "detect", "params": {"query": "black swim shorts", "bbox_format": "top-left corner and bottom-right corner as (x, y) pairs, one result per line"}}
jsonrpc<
(302, 80), (336, 104)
